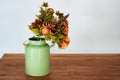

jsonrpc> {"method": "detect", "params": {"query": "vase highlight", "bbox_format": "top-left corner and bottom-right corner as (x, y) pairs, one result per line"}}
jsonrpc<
(25, 37), (50, 76)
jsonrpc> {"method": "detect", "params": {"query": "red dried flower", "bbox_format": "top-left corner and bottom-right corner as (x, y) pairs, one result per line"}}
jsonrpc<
(62, 27), (69, 36)
(63, 19), (69, 26)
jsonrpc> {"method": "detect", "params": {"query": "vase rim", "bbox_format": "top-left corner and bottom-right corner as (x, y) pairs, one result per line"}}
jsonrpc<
(29, 37), (45, 41)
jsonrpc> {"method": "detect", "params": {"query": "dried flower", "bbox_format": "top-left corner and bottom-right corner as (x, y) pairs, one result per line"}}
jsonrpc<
(40, 23), (50, 35)
(59, 37), (70, 49)
(28, 2), (70, 49)
(42, 2), (48, 7)
(64, 37), (70, 44)
(47, 8), (54, 14)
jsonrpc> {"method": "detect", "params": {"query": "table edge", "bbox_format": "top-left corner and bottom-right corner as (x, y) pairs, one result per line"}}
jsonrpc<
(2, 53), (120, 57)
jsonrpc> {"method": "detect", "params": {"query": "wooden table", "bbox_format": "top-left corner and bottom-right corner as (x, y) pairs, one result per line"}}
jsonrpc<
(0, 54), (120, 80)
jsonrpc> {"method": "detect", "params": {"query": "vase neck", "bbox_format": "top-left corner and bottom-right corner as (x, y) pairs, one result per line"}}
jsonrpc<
(29, 39), (46, 46)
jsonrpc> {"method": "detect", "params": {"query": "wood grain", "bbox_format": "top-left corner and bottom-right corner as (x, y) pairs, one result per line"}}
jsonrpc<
(0, 54), (120, 80)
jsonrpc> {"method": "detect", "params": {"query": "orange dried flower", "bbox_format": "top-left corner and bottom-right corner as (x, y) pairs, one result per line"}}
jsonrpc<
(59, 37), (70, 49)
(59, 41), (68, 49)
(47, 8), (54, 14)
(40, 24), (50, 35)
(64, 37), (70, 44)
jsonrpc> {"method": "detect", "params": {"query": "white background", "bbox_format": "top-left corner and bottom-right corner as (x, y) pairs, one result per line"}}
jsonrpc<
(0, 0), (120, 56)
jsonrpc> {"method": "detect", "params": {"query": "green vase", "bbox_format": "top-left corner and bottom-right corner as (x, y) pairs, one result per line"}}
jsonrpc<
(25, 37), (50, 76)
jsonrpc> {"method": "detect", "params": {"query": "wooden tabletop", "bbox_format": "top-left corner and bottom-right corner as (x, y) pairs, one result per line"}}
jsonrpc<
(0, 54), (120, 80)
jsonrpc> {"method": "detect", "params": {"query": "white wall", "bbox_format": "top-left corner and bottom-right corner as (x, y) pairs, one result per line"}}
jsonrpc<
(0, 0), (120, 55)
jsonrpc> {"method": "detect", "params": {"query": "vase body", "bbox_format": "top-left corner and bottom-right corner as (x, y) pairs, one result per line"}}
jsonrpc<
(25, 38), (50, 76)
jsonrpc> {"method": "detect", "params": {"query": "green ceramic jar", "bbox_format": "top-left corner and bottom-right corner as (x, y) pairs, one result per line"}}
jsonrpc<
(25, 37), (50, 76)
